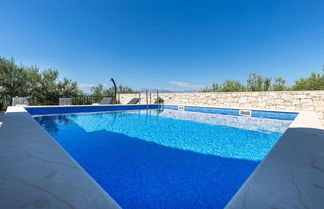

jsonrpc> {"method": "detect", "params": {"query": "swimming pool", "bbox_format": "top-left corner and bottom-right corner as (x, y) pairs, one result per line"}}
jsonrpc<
(31, 106), (296, 209)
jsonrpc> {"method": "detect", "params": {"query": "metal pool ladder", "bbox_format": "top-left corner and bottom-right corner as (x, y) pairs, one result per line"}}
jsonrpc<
(140, 88), (161, 110)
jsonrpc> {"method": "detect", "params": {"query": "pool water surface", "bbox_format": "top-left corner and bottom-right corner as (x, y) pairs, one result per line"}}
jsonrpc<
(34, 109), (292, 209)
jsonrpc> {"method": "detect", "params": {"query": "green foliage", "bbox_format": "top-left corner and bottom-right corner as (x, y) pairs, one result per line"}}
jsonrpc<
(90, 84), (112, 103)
(263, 77), (272, 91)
(0, 57), (138, 110)
(200, 87), (210, 93)
(0, 57), (80, 107)
(201, 80), (246, 92)
(90, 83), (138, 104)
(91, 84), (111, 97)
(90, 84), (137, 96)
(292, 69), (324, 90)
(212, 83), (222, 92)
(0, 57), (28, 97)
(272, 77), (286, 91)
(154, 96), (164, 104)
(201, 68), (324, 92)
(2, 56), (324, 109)
(221, 80), (247, 92)
(117, 85), (138, 94)
(247, 73), (266, 91)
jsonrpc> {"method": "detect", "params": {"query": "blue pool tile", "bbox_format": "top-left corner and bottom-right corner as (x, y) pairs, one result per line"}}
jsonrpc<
(162, 105), (178, 110)
(25, 104), (160, 116)
(164, 105), (298, 121)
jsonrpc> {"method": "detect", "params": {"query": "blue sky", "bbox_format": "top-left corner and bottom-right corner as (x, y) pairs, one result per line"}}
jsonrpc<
(0, 0), (323, 93)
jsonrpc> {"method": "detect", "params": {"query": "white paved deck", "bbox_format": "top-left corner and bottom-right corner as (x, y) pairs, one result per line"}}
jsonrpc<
(225, 112), (324, 209)
(0, 107), (121, 209)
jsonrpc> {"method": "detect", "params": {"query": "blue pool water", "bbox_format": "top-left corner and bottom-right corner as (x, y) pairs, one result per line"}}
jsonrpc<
(34, 109), (292, 209)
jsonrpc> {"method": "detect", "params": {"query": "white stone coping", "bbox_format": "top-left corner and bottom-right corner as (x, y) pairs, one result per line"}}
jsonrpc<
(0, 106), (121, 209)
(1, 105), (323, 209)
(225, 111), (324, 209)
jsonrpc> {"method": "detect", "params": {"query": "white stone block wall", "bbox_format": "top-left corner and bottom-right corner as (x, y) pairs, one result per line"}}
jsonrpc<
(118, 91), (324, 126)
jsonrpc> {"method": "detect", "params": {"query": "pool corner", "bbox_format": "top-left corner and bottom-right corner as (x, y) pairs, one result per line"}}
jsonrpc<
(0, 106), (122, 209)
(225, 111), (324, 209)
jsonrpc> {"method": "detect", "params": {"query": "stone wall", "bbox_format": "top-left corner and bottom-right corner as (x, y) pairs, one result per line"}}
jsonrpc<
(118, 91), (324, 126)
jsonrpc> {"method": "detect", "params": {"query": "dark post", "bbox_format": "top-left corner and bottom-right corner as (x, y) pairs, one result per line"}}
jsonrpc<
(146, 89), (148, 109)
(110, 78), (117, 104)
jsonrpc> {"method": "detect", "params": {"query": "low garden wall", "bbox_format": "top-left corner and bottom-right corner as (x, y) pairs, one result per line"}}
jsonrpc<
(119, 91), (324, 126)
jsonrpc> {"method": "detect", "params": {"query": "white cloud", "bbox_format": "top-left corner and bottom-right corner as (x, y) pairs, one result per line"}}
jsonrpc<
(169, 81), (205, 89)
